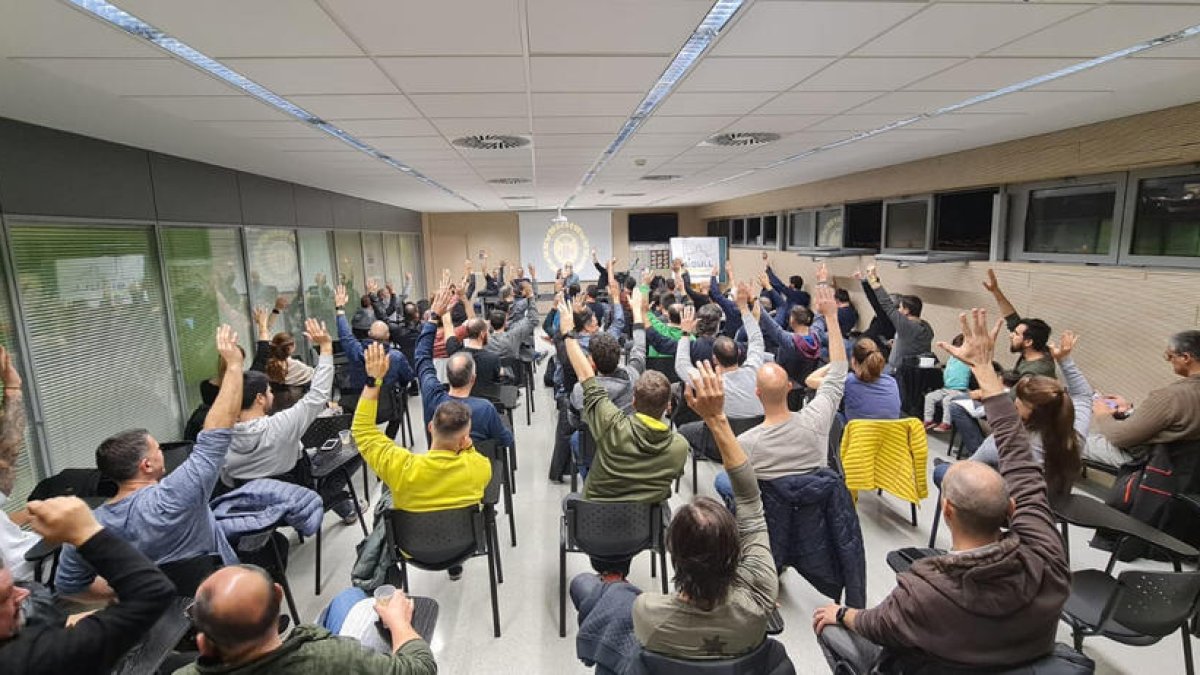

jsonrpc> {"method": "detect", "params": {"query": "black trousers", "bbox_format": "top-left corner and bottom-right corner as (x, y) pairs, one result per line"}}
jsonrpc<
(549, 397), (574, 481)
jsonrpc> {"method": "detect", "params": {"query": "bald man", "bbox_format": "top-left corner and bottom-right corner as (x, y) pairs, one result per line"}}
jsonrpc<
(713, 286), (847, 510)
(814, 308), (1070, 671)
(178, 565), (435, 675)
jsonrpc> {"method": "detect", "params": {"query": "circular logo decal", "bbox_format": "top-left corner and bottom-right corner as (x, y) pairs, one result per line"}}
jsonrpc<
(543, 220), (590, 273)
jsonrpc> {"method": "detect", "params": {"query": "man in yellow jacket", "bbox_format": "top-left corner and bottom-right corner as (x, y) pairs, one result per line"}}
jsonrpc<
(353, 341), (492, 579)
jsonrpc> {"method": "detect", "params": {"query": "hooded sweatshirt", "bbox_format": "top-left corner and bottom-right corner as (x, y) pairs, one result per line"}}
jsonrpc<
(222, 355), (334, 485)
(174, 625), (436, 675)
(568, 325), (647, 424)
(852, 393), (1071, 667)
(581, 377), (688, 504)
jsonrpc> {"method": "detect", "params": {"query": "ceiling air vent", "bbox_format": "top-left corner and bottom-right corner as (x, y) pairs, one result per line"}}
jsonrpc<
(487, 177), (531, 185)
(640, 174), (681, 182)
(452, 134), (530, 150)
(702, 131), (781, 147)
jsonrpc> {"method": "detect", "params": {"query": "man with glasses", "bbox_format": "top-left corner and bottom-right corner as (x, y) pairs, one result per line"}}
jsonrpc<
(1086, 330), (1200, 468)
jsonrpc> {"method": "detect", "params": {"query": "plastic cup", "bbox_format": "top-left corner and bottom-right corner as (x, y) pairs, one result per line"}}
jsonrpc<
(374, 584), (396, 607)
(338, 430), (352, 447)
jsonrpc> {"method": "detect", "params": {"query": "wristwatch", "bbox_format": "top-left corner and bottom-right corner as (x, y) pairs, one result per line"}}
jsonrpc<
(365, 377), (381, 388)
(835, 606), (848, 626)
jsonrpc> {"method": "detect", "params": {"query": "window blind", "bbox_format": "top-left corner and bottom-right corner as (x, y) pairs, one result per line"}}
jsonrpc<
(398, 234), (425, 300)
(382, 234), (404, 290)
(362, 232), (385, 285)
(245, 228), (306, 343)
(8, 224), (183, 473)
(334, 231), (365, 300)
(298, 230), (336, 327)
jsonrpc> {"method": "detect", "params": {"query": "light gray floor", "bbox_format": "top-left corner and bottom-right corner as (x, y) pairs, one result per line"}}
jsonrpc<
(281, 379), (1186, 674)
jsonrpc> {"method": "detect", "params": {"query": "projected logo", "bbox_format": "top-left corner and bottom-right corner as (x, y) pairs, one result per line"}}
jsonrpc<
(542, 220), (590, 272)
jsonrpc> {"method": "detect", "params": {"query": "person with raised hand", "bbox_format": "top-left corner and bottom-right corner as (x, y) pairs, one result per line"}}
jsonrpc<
(335, 284), (414, 439)
(863, 263), (933, 374)
(814, 308), (1070, 672)
(55, 326), (245, 599)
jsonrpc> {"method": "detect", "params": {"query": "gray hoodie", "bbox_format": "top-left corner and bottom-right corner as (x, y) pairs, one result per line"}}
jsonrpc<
(569, 326), (646, 425)
(222, 354), (335, 485)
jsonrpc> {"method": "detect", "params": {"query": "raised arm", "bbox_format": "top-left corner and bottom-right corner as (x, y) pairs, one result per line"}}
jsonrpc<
(250, 307), (275, 373)
(627, 287), (647, 374)
(675, 305), (696, 384)
(0, 346), (25, 496)
(1049, 331), (1094, 438)
(804, 286), (848, 422)
(260, 319), (335, 435)
(738, 284), (766, 370)
(335, 285), (365, 364)
(866, 266), (902, 326)
(353, 342), (413, 479)
(982, 269), (1020, 327)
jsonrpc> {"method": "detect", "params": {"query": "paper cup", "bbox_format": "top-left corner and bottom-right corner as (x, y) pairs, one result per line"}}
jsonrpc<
(374, 584), (396, 607)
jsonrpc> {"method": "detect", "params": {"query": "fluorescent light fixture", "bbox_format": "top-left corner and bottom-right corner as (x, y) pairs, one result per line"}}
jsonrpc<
(561, 0), (746, 207)
(63, 0), (480, 209)
(651, 21), (1200, 204)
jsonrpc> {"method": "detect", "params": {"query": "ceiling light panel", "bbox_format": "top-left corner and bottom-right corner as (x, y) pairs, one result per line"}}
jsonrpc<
(332, 119), (439, 137)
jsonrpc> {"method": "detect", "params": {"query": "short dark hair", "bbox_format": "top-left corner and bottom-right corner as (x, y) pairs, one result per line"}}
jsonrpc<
(712, 336), (739, 368)
(695, 304), (723, 337)
(568, 283), (581, 297)
(488, 310), (507, 331)
(623, 277), (637, 291)
(667, 497), (740, 611)
(193, 565), (278, 651)
(96, 429), (151, 481)
(242, 371), (270, 410)
(633, 371), (671, 418)
(446, 353), (476, 388)
(465, 318), (488, 340)
(588, 333), (621, 375)
(1018, 318), (1051, 351)
(586, 284), (599, 299)
(789, 305), (813, 327)
(788, 275), (803, 290)
(574, 308), (595, 331)
(834, 288), (850, 303)
(432, 400), (471, 438)
(900, 294), (923, 317)
(667, 303), (683, 325)
(1170, 330), (1200, 360)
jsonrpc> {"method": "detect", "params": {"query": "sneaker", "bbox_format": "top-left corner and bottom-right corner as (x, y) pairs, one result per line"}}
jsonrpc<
(448, 565), (463, 581)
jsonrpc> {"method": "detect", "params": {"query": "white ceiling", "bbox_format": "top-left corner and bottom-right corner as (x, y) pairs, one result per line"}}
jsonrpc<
(2, 0), (1200, 213)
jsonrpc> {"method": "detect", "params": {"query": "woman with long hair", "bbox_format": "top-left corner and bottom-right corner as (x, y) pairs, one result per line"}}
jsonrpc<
(265, 331), (314, 387)
(842, 338), (901, 421)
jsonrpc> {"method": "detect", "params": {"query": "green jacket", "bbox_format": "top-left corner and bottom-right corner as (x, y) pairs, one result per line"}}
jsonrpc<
(647, 313), (682, 358)
(581, 378), (688, 503)
(174, 625), (437, 675)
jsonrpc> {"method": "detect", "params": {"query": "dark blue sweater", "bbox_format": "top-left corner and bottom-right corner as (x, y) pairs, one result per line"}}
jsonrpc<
(414, 322), (514, 449)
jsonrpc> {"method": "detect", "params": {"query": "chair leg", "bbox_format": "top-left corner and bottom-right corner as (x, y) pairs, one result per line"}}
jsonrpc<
(910, 502), (918, 527)
(361, 463), (370, 505)
(559, 539), (568, 638)
(271, 534), (301, 625)
(398, 558), (409, 593)
(660, 548), (668, 594)
(315, 526), (322, 596)
(507, 446), (517, 495)
(489, 512), (504, 585)
(1182, 623), (1195, 675)
(1073, 629), (1084, 652)
(651, 550), (656, 578)
(1060, 521), (1071, 567)
(929, 490), (943, 549)
(487, 538), (501, 638)
(524, 382), (531, 426)
(504, 475), (517, 548)
(692, 453), (698, 495)
(345, 469), (369, 538)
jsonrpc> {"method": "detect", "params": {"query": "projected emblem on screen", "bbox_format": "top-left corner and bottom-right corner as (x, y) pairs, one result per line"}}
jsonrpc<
(542, 220), (590, 273)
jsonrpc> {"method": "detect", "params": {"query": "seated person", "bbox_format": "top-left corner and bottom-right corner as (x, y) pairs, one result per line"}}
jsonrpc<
(176, 565), (435, 675)
(1087, 329), (1200, 468)
(676, 285), (766, 460)
(353, 343), (492, 580)
(813, 309), (1070, 671)
(335, 285), (414, 439)
(757, 263), (832, 388)
(264, 331), (314, 389)
(630, 361), (778, 659)
(715, 286), (847, 509)
(0, 347), (37, 581)
(982, 269), (1057, 379)
(221, 319), (357, 522)
(560, 303), (688, 576)
(443, 315), (503, 401)
(55, 326), (245, 598)
(842, 339), (900, 421)
(0, 496), (175, 675)
(414, 289), (514, 451)
(486, 279), (539, 362)
(186, 308), (273, 441)
(862, 265), (933, 373)
(923, 335), (969, 432)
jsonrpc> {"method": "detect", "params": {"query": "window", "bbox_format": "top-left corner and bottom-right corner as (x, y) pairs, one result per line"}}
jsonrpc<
(1129, 173), (1200, 258)
(762, 215), (778, 248)
(334, 231), (366, 300)
(383, 233), (405, 291)
(934, 189), (995, 252)
(884, 199), (930, 249)
(398, 234), (425, 300)
(362, 232), (385, 284)
(9, 223), (182, 473)
(745, 217), (762, 246)
(816, 209), (843, 247)
(731, 218), (745, 245)
(298, 230), (336, 328)
(706, 219), (728, 238)
(788, 211), (815, 248)
(245, 228), (305, 345)
(1025, 185), (1116, 255)
(844, 201), (883, 249)
(161, 227), (253, 413)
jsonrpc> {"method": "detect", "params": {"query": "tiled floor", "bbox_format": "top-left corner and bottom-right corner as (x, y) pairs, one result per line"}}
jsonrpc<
(283, 379), (1184, 674)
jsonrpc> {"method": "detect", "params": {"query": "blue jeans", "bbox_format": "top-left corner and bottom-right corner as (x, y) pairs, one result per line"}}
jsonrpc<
(570, 431), (589, 479)
(713, 471), (736, 513)
(949, 404), (986, 457)
(319, 587), (368, 633)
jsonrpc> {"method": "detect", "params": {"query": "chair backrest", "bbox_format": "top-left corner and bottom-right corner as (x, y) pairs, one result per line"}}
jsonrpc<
(565, 499), (659, 559)
(384, 506), (484, 569)
(159, 555), (222, 597)
(729, 416), (764, 436)
(1109, 569), (1200, 637)
(879, 642), (1094, 675)
(300, 413), (353, 450)
(159, 441), (194, 476)
(27, 468), (117, 501)
(641, 637), (794, 675)
(646, 357), (680, 384)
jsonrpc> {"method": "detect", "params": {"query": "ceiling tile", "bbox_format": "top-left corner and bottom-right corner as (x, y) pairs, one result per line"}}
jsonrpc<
(638, 116), (738, 134)
(205, 120), (325, 138)
(432, 117), (531, 136)
(992, 5), (1200, 57)
(533, 116), (627, 134)
(712, 2), (925, 57)
(221, 58), (398, 95)
(289, 94), (422, 119)
(15, 58), (234, 96)
(963, 90), (1114, 114)
(808, 112), (1024, 132)
(724, 115), (830, 134)
(321, 0), (523, 56)
(905, 58), (1078, 91)
(533, 92), (642, 117)
(0, 0), (158, 57)
(115, 0), (363, 57)
(411, 93), (529, 118)
(655, 92), (776, 117)
(847, 90), (976, 115)
(534, 134), (613, 149)
(362, 136), (454, 151)
(796, 58), (964, 91)
(530, 56), (668, 93)
(333, 118), (439, 136)
(378, 57), (527, 93)
(129, 95), (290, 121)
(527, 0), (708, 55)
(680, 57), (834, 93)
(1031, 58), (1200, 91)
(856, 3), (1090, 57)
(755, 91), (883, 116)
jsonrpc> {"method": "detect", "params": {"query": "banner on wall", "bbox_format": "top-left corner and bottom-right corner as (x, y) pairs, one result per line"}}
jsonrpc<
(518, 210), (612, 282)
(670, 237), (725, 279)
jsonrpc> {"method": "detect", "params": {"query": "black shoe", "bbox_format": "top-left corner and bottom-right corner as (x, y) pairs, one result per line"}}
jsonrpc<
(448, 565), (463, 581)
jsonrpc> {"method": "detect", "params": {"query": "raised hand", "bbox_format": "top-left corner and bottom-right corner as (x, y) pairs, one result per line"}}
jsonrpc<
(671, 258), (682, 273)
(365, 342), (389, 381)
(253, 306), (270, 330)
(865, 264), (878, 282)
(464, 259), (473, 274)
(404, 271), (413, 283)
(852, 269), (863, 281)
(1049, 330), (1078, 362)
(591, 247), (598, 261)
(679, 305), (697, 335)
(558, 301), (575, 334)
(630, 286), (646, 322)
(814, 284), (837, 318)
(528, 263), (536, 278)
(725, 259), (735, 280)
(641, 269), (653, 286)
(274, 295), (290, 312)
(937, 308), (1001, 368)
(684, 360), (726, 420)
(441, 268), (452, 287)
(816, 262), (829, 285)
(711, 264), (720, 279)
(385, 282), (396, 296)
(571, 292), (587, 312)
(0, 345), (21, 391)
(26, 497), (103, 547)
(756, 272), (770, 290)
(735, 281), (752, 308)
(366, 278), (380, 294)
(304, 318), (332, 350)
(982, 268), (999, 294)
(429, 287), (452, 317)
(334, 284), (349, 308)
(216, 324), (243, 368)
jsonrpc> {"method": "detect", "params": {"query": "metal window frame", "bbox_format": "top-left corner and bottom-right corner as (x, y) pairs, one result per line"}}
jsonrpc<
(1006, 173), (1126, 265)
(1117, 164), (1200, 269)
(881, 195), (933, 252)
(931, 187), (1000, 255)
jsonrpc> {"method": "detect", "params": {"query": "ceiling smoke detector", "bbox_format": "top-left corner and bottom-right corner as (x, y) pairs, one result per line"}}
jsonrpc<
(451, 134), (530, 150)
(487, 177), (531, 185)
(702, 131), (781, 147)
(640, 174), (682, 182)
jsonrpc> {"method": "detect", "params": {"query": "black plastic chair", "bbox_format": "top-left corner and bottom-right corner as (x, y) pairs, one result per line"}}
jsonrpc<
(234, 526), (301, 625)
(159, 554), (222, 598)
(641, 637), (795, 674)
(476, 439), (517, 548)
(301, 413), (370, 496)
(646, 357), (681, 385)
(689, 416), (763, 496)
(304, 446), (368, 595)
(160, 441), (194, 476)
(559, 499), (668, 637)
(1061, 568), (1200, 675)
(384, 504), (502, 637)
